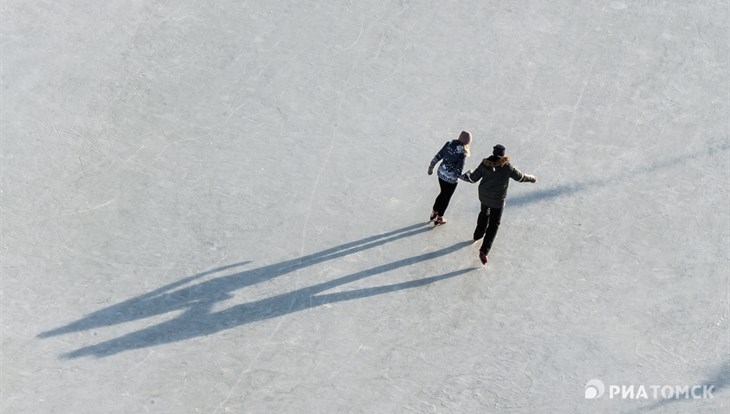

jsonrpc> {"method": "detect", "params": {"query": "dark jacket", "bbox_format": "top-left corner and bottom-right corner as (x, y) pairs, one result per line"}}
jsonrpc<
(430, 140), (467, 184)
(460, 155), (532, 208)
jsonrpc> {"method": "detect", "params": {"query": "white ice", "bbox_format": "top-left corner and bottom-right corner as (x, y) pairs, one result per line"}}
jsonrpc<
(1, 1), (729, 413)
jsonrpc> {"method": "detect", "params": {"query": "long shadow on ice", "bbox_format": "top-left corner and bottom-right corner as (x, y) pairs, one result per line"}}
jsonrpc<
(62, 240), (475, 358)
(39, 223), (431, 340)
(39, 223), (478, 358)
(508, 141), (729, 207)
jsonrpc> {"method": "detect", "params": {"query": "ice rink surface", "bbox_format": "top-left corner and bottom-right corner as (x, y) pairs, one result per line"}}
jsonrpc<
(2, 1), (729, 413)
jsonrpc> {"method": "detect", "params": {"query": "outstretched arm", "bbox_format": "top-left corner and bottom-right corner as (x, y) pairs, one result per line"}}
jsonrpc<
(510, 167), (537, 183)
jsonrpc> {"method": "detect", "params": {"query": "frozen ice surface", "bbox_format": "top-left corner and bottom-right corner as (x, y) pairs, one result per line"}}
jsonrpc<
(2, 1), (728, 413)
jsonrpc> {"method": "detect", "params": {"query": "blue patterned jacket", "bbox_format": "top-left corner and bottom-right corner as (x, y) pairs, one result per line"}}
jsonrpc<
(430, 140), (467, 184)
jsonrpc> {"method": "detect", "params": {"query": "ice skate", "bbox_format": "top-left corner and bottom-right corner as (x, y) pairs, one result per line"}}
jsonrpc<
(429, 210), (438, 222)
(479, 251), (488, 265)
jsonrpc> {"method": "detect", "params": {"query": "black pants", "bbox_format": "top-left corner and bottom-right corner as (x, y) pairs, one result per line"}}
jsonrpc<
(474, 204), (503, 254)
(432, 178), (458, 216)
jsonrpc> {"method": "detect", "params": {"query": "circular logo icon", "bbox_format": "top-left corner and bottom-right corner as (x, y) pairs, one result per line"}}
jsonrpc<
(585, 379), (606, 399)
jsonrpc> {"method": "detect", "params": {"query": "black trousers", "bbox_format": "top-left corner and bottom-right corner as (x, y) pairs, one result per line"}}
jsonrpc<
(474, 204), (503, 254)
(432, 178), (458, 216)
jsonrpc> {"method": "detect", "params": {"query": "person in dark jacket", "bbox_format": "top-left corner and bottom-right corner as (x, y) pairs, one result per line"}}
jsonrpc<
(428, 131), (472, 225)
(460, 144), (536, 264)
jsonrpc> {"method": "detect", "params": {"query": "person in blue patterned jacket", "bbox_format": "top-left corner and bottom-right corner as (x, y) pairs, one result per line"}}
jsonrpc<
(427, 131), (472, 225)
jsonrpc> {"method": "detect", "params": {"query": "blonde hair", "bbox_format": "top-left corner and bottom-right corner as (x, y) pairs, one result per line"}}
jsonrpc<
(458, 130), (472, 157)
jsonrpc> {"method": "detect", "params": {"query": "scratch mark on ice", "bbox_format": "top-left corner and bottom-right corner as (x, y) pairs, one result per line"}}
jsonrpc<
(59, 199), (116, 217)
(373, 32), (386, 62)
(122, 146), (145, 163)
(565, 56), (597, 141)
(152, 137), (201, 163)
(342, 22), (364, 51)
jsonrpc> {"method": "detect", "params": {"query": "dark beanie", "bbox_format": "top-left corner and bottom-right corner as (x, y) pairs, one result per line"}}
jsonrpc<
(493, 144), (506, 157)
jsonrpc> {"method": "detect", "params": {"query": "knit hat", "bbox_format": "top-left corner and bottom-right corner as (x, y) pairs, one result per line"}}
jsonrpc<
(493, 144), (506, 157)
(458, 131), (472, 145)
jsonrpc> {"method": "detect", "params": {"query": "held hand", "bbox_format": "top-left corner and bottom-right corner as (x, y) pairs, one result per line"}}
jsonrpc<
(525, 174), (537, 183)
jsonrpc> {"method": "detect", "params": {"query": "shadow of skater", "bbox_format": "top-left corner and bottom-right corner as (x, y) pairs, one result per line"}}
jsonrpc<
(38, 223), (434, 336)
(62, 241), (476, 358)
(508, 142), (730, 208)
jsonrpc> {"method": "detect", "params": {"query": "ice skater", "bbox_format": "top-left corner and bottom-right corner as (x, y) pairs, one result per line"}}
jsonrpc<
(428, 131), (472, 225)
(460, 144), (537, 265)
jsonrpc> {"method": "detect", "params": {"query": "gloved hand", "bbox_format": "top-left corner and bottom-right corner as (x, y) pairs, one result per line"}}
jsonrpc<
(524, 174), (537, 183)
(428, 165), (434, 175)
(459, 170), (473, 181)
